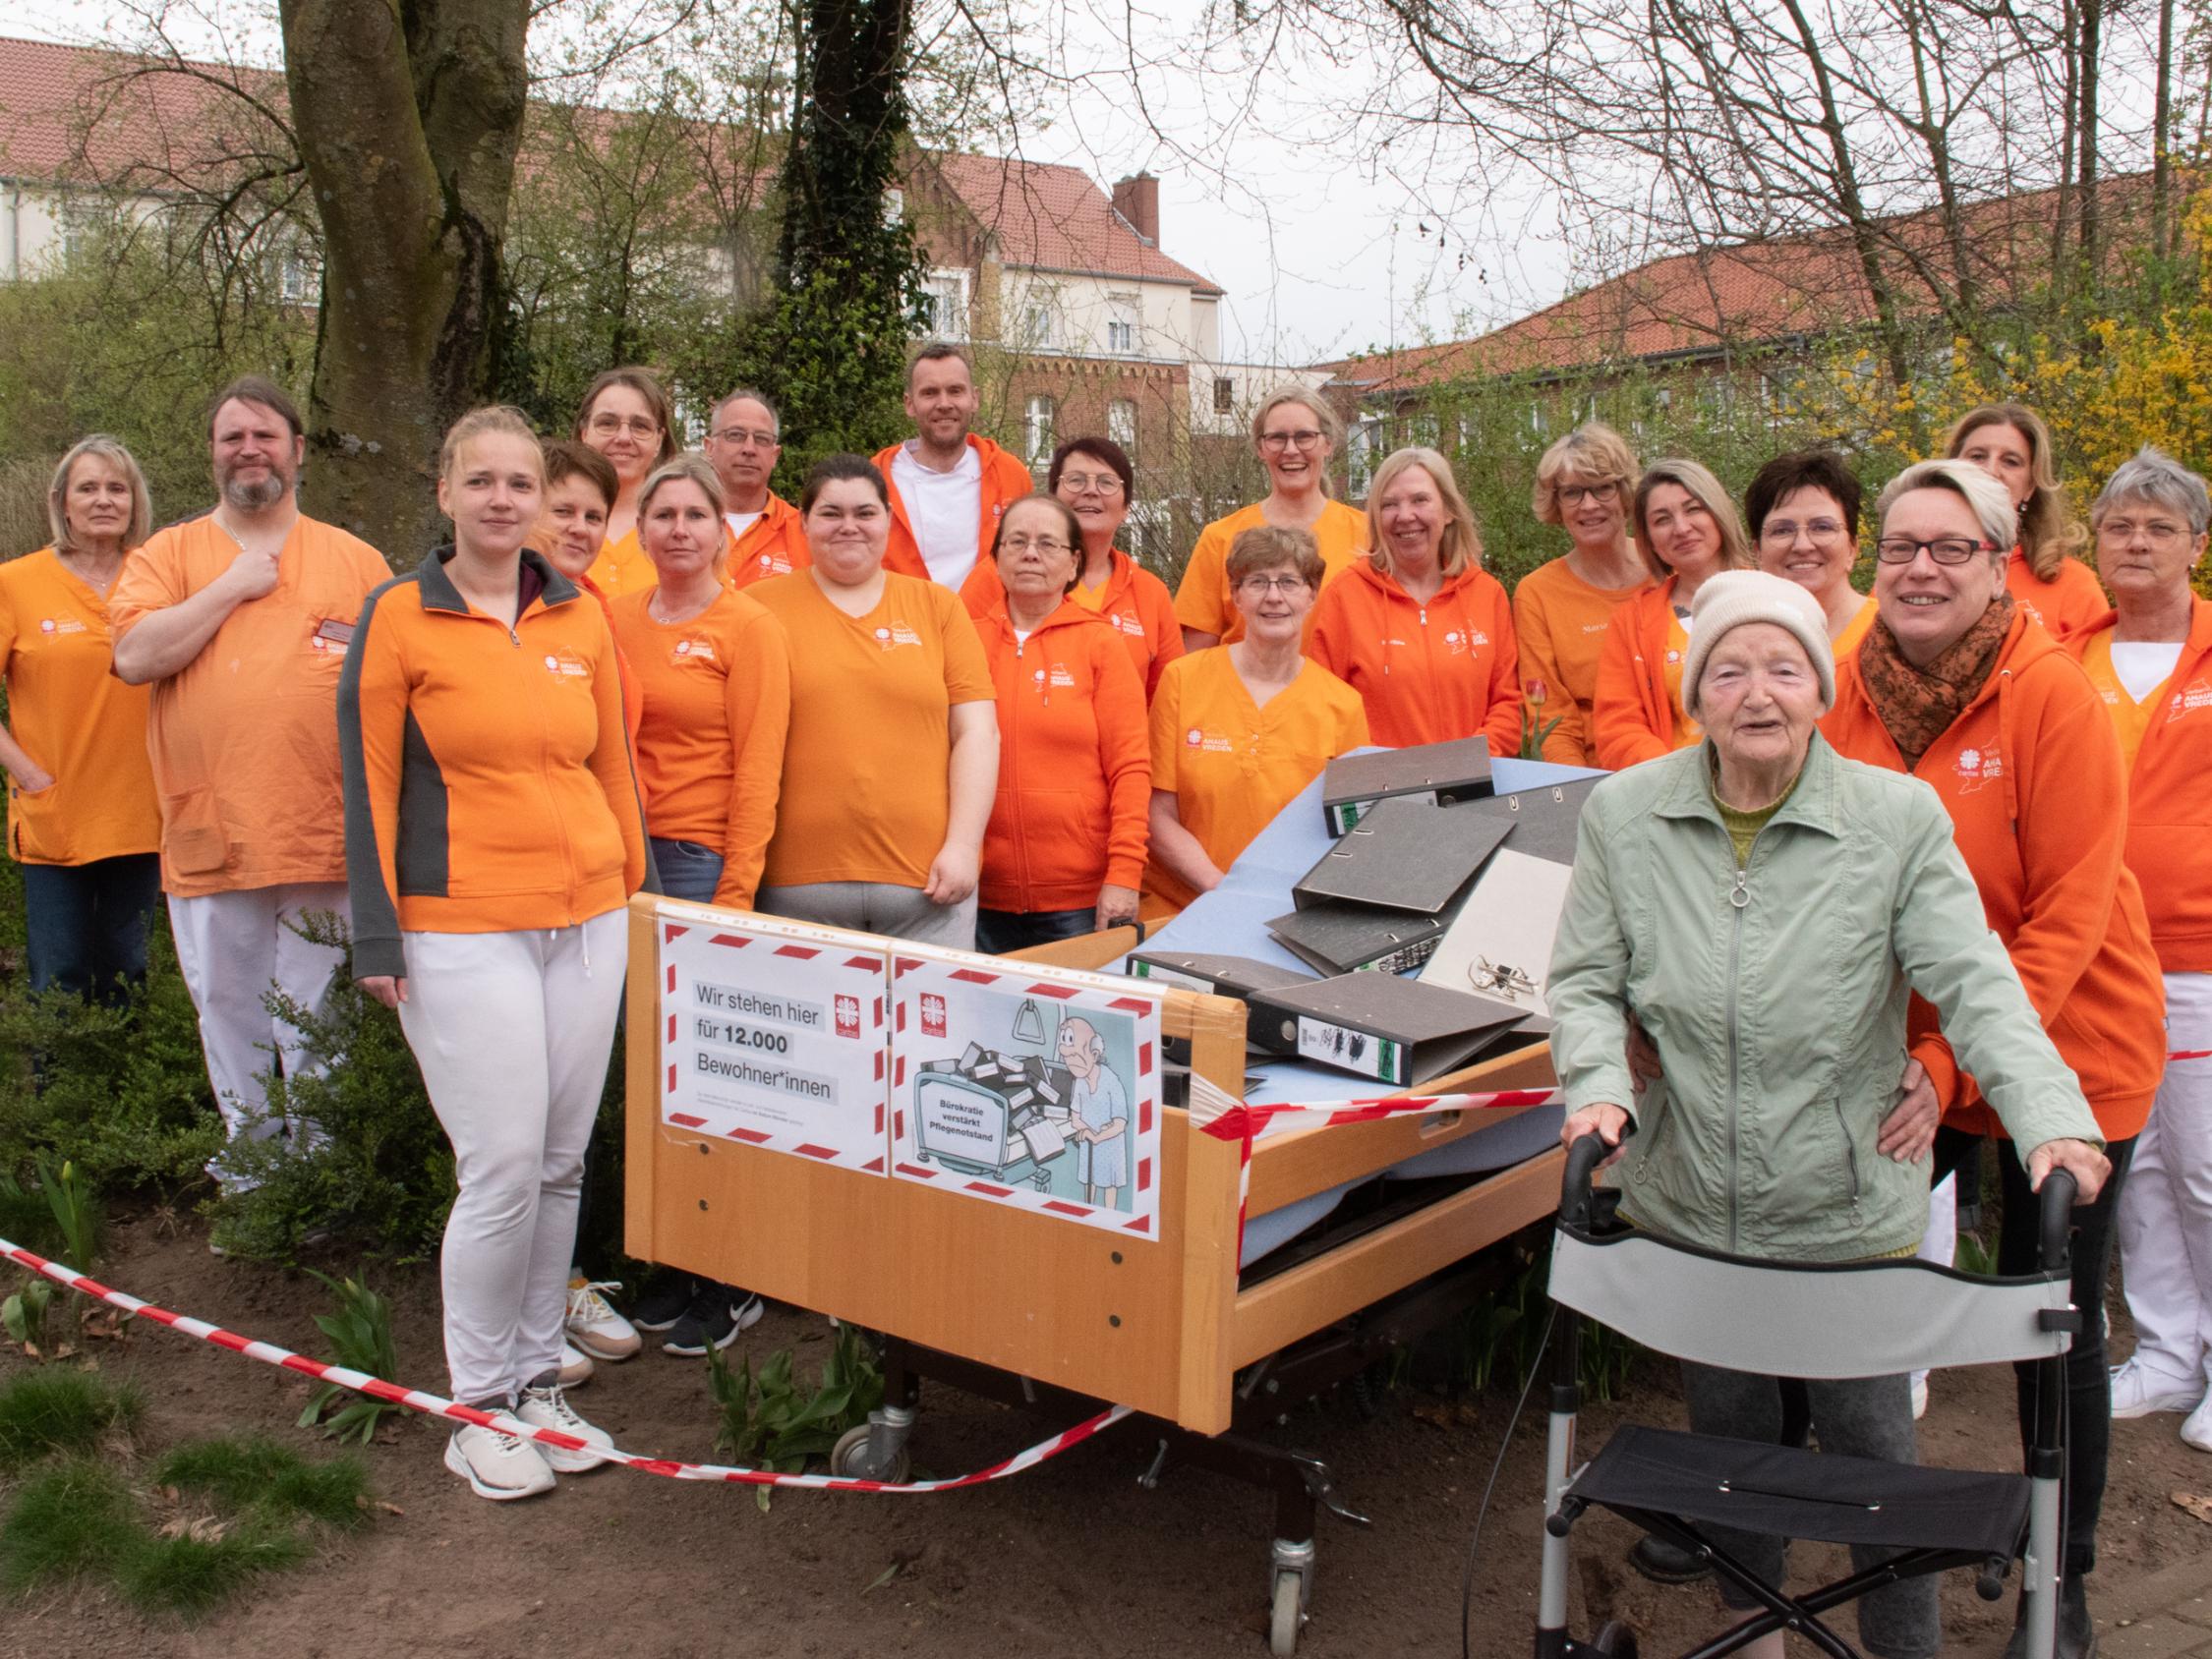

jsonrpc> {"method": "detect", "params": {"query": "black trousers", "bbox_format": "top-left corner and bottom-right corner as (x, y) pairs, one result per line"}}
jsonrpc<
(1933, 1126), (2136, 1578)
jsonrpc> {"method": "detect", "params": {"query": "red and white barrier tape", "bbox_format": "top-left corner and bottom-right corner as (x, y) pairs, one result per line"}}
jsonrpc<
(0, 1236), (1127, 1493)
(2170, 1049), (2212, 1061)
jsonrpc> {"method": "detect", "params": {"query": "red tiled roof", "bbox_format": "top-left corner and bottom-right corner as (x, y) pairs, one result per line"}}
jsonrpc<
(918, 150), (1222, 294)
(1327, 174), (2163, 393)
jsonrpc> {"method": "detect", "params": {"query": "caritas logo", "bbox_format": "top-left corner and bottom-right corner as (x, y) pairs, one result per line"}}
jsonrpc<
(835, 993), (861, 1039)
(1953, 744), (2005, 792)
(920, 992), (948, 1039)
(1186, 727), (1204, 746)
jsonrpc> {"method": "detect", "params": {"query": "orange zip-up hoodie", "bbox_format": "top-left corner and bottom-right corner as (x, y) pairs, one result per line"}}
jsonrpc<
(2068, 600), (2212, 973)
(1823, 608), (2165, 1139)
(725, 492), (809, 593)
(2007, 548), (2108, 642)
(973, 598), (1150, 913)
(1308, 557), (1523, 754)
(1591, 576), (1688, 770)
(871, 435), (1035, 585)
(339, 548), (652, 981)
(961, 547), (1184, 700)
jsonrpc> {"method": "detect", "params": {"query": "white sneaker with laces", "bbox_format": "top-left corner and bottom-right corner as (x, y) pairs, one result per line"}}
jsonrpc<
(557, 1340), (595, 1388)
(2110, 1357), (2203, 1419)
(2183, 1394), (2212, 1454)
(517, 1379), (614, 1474)
(444, 1419), (556, 1501)
(565, 1279), (641, 1361)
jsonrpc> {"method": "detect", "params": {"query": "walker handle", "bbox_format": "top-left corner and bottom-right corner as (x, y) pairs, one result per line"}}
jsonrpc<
(2037, 1168), (2076, 1275)
(1560, 1125), (1625, 1229)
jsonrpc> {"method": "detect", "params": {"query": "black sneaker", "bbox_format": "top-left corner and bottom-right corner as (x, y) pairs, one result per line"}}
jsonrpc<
(631, 1274), (696, 1333)
(663, 1287), (743, 1356)
(1629, 1532), (1711, 1584)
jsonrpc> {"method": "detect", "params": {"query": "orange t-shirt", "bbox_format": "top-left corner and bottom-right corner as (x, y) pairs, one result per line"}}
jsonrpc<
(109, 514), (392, 896)
(2076, 632), (2163, 772)
(750, 571), (995, 890)
(2007, 549), (2107, 642)
(725, 494), (810, 593)
(1509, 555), (1650, 766)
(1144, 649), (1369, 913)
(586, 529), (653, 599)
(1308, 558), (1524, 753)
(611, 587), (791, 910)
(0, 548), (159, 866)
(1171, 500), (1366, 644)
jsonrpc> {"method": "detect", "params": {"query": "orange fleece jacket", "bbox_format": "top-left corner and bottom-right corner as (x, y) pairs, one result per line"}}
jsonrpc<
(1591, 576), (1689, 771)
(611, 586), (792, 910)
(2068, 601), (2212, 974)
(1309, 558), (1523, 754)
(972, 599), (1150, 913)
(726, 493), (810, 593)
(963, 547), (1184, 700)
(871, 435), (1035, 584)
(1823, 608), (2165, 1139)
(1511, 555), (1650, 766)
(338, 550), (651, 981)
(2008, 549), (2108, 642)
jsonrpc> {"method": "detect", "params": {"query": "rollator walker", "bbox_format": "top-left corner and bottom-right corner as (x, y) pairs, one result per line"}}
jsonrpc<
(1536, 1134), (2082, 1659)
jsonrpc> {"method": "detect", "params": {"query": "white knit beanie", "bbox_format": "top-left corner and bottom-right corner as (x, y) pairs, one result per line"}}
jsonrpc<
(1681, 569), (1835, 716)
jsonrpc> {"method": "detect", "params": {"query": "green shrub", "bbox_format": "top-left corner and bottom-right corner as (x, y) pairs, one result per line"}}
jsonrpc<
(295, 1269), (405, 1445)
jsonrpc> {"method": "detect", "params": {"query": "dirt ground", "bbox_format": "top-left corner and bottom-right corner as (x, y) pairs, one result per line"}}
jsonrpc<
(2, 1212), (2209, 1659)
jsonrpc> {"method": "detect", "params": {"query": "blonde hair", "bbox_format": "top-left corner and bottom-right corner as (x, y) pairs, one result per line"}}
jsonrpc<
(1248, 388), (1342, 454)
(638, 452), (726, 522)
(439, 406), (543, 483)
(1532, 423), (1638, 526)
(1943, 404), (2083, 581)
(1632, 459), (1754, 583)
(1876, 459), (2017, 556)
(48, 435), (151, 554)
(1365, 447), (1484, 580)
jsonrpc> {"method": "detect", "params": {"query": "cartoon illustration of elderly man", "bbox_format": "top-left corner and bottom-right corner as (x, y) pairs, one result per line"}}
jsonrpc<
(1056, 1015), (1129, 1208)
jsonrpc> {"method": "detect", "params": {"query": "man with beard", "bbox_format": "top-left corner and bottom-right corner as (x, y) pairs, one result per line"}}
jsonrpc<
(872, 345), (1034, 590)
(111, 376), (391, 1187)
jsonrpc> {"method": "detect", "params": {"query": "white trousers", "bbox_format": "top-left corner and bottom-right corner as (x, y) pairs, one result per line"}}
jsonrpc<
(168, 883), (350, 1147)
(2118, 970), (2212, 1388)
(397, 911), (627, 1405)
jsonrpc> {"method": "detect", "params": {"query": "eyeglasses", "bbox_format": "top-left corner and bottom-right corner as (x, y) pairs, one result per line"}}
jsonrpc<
(712, 426), (779, 448)
(1258, 429), (1325, 452)
(1001, 536), (1072, 556)
(2097, 517), (2193, 545)
(1873, 536), (1996, 566)
(1761, 518), (1848, 543)
(1236, 574), (1310, 596)
(1059, 472), (1124, 496)
(588, 414), (661, 438)
(1556, 482), (1618, 506)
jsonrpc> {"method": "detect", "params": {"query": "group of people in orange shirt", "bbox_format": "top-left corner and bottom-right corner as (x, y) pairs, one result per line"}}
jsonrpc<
(4, 354), (2207, 1553)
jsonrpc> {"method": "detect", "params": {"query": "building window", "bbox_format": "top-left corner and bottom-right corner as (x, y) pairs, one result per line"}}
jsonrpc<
(278, 243), (321, 306)
(1212, 375), (1234, 415)
(918, 267), (969, 341)
(1106, 293), (1140, 355)
(1348, 413), (1384, 497)
(1023, 301), (1055, 350)
(1024, 394), (1056, 465)
(1108, 398), (1137, 458)
(884, 188), (905, 224)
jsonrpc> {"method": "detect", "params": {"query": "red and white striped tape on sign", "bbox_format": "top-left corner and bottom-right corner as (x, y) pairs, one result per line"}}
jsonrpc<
(0, 1236), (1127, 1494)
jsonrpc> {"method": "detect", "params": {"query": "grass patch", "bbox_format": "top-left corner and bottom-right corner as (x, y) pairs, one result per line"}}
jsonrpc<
(116, 1523), (310, 1615)
(0, 1459), (140, 1591)
(154, 1435), (370, 1529)
(0, 1369), (144, 1471)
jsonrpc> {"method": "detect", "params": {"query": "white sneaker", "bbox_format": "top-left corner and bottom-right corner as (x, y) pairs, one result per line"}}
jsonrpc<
(1910, 1376), (1929, 1420)
(516, 1380), (614, 1474)
(2110, 1357), (2202, 1419)
(444, 1420), (556, 1500)
(2183, 1395), (2212, 1454)
(557, 1341), (595, 1388)
(565, 1279), (641, 1361)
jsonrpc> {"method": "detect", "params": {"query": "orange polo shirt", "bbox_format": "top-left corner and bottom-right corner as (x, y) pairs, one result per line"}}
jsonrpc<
(1309, 558), (1523, 753)
(1144, 649), (1368, 914)
(962, 547), (1184, 700)
(110, 514), (392, 896)
(871, 435), (1035, 586)
(586, 529), (652, 599)
(2007, 549), (2107, 642)
(973, 600), (1150, 913)
(2069, 602), (2212, 973)
(725, 493), (810, 593)
(1823, 610), (2165, 1139)
(0, 548), (159, 866)
(1510, 555), (1650, 766)
(1171, 500), (1366, 644)
(611, 587), (791, 910)
(750, 571), (995, 890)
(1590, 577), (1699, 771)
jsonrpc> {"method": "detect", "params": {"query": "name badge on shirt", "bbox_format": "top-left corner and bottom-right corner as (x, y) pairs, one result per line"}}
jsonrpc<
(313, 617), (355, 651)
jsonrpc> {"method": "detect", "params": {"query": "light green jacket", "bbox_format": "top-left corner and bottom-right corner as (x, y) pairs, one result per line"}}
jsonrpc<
(1547, 734), (2100, 1262)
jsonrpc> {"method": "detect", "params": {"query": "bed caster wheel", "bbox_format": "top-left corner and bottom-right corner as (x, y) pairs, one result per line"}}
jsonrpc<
(1268, 1572), (1303, 1656)
(830, 1423), (911, 1484)
(1593, 1621), (1638, 1658)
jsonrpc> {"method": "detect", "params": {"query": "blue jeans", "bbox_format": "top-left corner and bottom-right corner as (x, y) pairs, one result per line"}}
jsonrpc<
(650, 838), (726, 905)
(21, 854), (162, 1001)
(974, 906), (1096, 956)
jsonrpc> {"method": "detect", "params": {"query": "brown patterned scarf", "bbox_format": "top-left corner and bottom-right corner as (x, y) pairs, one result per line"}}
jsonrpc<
(1858, 593), (2016, 770)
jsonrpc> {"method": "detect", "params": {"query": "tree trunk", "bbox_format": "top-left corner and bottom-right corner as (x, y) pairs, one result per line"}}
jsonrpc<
(278, 0), (529, 564)
(2153, 0), (2175, 267)
(779, 0), (916, 285)
(2077, 0), (2102, 293)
